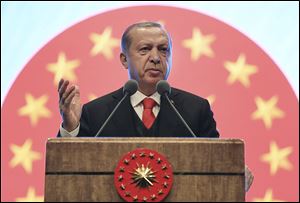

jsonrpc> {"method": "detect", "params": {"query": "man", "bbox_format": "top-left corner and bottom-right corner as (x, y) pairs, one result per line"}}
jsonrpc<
(58, 22), (219, 138)
(57, 22), (253, 191)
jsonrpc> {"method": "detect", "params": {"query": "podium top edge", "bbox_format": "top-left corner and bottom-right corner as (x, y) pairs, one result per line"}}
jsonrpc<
(47, 137), (244, 144)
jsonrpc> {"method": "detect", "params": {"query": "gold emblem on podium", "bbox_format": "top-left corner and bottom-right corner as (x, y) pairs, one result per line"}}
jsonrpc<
(114, 148), (173, 202)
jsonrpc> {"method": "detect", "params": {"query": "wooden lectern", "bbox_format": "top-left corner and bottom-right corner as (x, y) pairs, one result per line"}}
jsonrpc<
(44, 138), (245, 202)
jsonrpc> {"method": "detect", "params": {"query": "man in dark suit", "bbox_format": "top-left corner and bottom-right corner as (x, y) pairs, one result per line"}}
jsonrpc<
(57, 22), (219, 138)
(57, 21), (253, 192)
(59, 87), (218, 137)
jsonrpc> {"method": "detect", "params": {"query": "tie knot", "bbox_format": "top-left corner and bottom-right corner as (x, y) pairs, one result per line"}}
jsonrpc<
(143, 98), (156, 109)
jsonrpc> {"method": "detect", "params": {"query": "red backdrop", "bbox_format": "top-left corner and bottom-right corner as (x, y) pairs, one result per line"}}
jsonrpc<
(1, 6), (298, 202)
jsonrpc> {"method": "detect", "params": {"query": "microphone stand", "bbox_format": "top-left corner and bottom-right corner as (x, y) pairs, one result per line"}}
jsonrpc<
(164, 93), (197, 138)
(95, 92), (129, 137)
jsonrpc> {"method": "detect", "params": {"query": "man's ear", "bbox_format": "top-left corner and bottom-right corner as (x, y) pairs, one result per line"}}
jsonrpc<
(120, 53), (128, 69)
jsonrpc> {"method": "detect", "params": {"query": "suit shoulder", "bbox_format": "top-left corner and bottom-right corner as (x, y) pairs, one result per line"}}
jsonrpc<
(84, 88), (122, 109)
(172, 87), (208, 103)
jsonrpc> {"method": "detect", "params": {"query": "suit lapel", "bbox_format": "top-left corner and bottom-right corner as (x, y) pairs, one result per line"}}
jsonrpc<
(106, 87), (185, 137)
(158, 88), (182, 136)
(108, 88), (137, 136)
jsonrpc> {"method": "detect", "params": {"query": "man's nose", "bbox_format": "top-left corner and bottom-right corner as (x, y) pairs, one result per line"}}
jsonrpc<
(149, 49), (161, 64)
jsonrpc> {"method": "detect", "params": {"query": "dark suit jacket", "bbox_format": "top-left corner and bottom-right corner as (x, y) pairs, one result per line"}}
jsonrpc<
(58, 87), (219, 138)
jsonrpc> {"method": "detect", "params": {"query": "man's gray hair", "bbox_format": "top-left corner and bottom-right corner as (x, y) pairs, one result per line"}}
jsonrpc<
(121, 21), (172, 53)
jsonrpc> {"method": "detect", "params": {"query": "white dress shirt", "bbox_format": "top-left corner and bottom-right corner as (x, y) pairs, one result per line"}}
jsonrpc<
(60, 91), (161, 137)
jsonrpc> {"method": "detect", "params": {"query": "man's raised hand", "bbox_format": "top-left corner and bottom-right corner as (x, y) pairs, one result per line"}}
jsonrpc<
(58, 79), (82, 132)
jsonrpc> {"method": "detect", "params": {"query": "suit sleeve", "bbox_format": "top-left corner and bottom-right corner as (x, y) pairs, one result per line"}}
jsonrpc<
(77, 104), (94, 137)
(57, 104), (92, 137)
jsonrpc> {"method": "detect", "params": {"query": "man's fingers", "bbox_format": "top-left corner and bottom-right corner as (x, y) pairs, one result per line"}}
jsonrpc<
(60, 85), (75, 104)
(58, 80), (70, 99)
(64, 89), (77, 105)
(58, 79), (64, 92)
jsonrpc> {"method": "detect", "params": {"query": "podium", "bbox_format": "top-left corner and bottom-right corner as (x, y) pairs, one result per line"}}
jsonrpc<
(44, 138), (245, 202)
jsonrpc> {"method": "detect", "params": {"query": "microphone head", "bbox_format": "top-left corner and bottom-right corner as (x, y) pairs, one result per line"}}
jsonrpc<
(123, 79), (138, 96)
(156, 80), (171, 96)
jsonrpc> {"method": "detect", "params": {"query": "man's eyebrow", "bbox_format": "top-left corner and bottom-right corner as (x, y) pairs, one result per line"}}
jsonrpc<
(158, 43), (169, 47)
(137, 42), (152, 46)
(136, 41), (153, 46)
(135, 41), (169, 49)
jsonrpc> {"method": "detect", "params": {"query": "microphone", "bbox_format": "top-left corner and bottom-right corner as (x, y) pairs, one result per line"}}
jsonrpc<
(156, 80), (197, 138)
(95, 80), (138, 137)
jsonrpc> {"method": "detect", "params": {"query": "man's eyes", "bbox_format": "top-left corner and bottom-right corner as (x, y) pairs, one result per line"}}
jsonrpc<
(140, 47), (150, 51)
(138, 46), (169, 54)
(160, 47), (168, 52)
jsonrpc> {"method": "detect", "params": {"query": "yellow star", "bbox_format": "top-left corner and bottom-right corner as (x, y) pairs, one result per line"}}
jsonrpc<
(253, 188), (284, 202)
(224, 53), (258, 87)
(16, 187), (44, 202)
(261, 141), (293, 175)
(18, 94), (52, 126)
(10, 139), (42, 174)
(182, 27), (215, 61)
(251, 96), (285, 129)
(47, 52), (80, 85)
(88, 93), (97, 102)
(89, 27), (120, 59)
(206, 94), (216, 106)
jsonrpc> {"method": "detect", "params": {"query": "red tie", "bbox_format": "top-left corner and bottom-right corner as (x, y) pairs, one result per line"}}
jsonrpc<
(142, 98), (156, 129)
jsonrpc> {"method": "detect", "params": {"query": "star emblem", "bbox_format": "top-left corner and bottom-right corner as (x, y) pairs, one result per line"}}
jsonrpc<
(206, 94), (216, 106)
(224, 53), (258, 88)
(18, 94), (51, 126)
(182, 27), (215, 61)
(16, 187), (43, 202)
(115, 148), (173, 202)
(261, 141), (293, 175)
(130, 162), (156, 187)
(88, 93), (97, 102)
(89, 26), (120, 59)
(251, 96), (285, 129)
(253, 189), (284, 202)
(10, 139), (42, 174)
(47, 52), (80, 85)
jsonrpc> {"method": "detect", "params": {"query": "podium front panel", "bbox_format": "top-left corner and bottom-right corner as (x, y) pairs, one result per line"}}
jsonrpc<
(45, 138), (245, 202)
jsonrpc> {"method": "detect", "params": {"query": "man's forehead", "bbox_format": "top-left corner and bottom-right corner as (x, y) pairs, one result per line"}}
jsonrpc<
(129, 27), (169, 43)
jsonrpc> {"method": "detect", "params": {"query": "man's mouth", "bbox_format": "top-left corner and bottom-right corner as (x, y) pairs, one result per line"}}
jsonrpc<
(145, 69), (162, 77)
(146, 68), (162, 73)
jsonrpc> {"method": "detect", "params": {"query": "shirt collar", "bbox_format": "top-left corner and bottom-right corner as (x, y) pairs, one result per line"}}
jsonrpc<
(130, 90), (161, 107)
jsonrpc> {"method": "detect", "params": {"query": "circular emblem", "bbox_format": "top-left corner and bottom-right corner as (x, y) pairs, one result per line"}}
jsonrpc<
(114, 148), (173, 202)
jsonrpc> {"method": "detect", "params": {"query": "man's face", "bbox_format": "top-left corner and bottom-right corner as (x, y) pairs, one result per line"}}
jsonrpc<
(121, 27), (172, 89)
